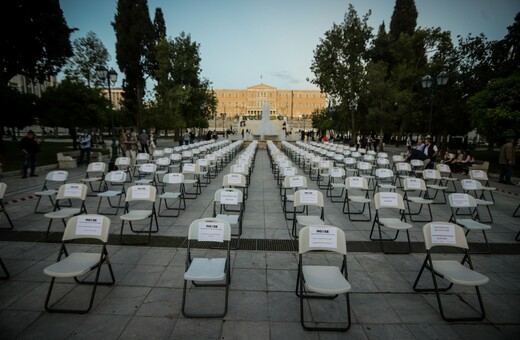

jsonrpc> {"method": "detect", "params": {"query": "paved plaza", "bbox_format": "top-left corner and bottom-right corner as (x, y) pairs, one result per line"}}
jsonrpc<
(0, 141), (519, 339)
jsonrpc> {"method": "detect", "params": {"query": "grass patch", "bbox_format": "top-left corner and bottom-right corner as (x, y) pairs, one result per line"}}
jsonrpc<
(0, 140), (107, 172)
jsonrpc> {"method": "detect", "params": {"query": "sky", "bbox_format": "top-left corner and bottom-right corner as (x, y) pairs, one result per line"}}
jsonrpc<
(60, 0), (519, 92)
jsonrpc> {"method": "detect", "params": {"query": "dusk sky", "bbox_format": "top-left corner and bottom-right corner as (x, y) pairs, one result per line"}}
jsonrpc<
(60, 0), (519, 92)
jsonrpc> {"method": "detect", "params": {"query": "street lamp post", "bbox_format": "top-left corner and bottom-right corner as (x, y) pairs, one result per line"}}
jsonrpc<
(96, 67), (118, 166)
(421, 71), (448, 136)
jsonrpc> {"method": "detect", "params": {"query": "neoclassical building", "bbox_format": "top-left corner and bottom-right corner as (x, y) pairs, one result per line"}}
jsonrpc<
(213, 83), (327, 120)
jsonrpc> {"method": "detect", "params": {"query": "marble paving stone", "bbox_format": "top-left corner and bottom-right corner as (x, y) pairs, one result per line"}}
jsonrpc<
(0, 310), (42, 340)
(68, 314), (131, 340)
(119, 316), (176, 340)
(135, 287), (182, 318)
(221, 320), (270, 340)
(170, 318), (223, 340)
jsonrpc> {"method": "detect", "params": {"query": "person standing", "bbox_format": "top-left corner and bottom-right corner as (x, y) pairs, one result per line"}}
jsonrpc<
(20, 130), (40, 178)
(139, 129), (149, 154)
(183, 130), (190, 145)
(78, 130), (92, 165)
(499, 138), (516, 184)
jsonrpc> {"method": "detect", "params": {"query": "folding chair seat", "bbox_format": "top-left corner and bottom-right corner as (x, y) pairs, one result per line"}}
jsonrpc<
(402, 177), (433, 222)
(223, 173), (248, 201)
(296, 225), (352, 331)
(182, 163), (202, 198)
(135, 163), (157, 186)
(325, 167), (346, 202)
(461, 179), (494, 223)
(158, 173), (186, 217)
(370, 192), (413, 254)
(374, 168), (397, 193)
(413, 222), (489, 321)
(0, 183), (14, 229)
(43, 215), (115, 313)
(469, 170), (496, 203)
(436, 163), (457, 193)
(0, 256), (9, 279)
(119, 185), (158, 243)
(181, 218), (232, 318)
(213, 188), (244, 247)
(448, 193), (492, 253)
(96, 170), (127, 215)
(342, 176), (372, 221)
(292, 190), (325, 239)
(282, 175), (307, 220)
(422, 169), (448, 204)
(34, 170), (69, 214)
(80, 162), (107, 193)
(44, 183), (88, 239)
(115, 156), (133, 182)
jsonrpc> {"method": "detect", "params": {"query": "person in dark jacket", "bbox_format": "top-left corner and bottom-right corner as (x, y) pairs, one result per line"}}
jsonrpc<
(20, 130), (40, 178)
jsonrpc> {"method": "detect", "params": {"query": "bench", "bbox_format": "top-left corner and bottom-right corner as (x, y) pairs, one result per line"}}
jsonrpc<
(57, 151), (105, 169)
(470, 160), (490, 173)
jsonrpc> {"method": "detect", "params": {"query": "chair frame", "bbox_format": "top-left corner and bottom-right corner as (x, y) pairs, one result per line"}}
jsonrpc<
(44, 184), (88, 239)
(402, 177), (433, 222)
(44, 215), (115, 313)
(342, 177), (372, 221)
(34, 171), (69, 214)
(96, 170), (127, 215)
(292, 190), (325, 239)
(296, 225), (352, 331)
(119, 185), (159, 244)
(158, 173), (186, 217)
(413, 222), (488, 321)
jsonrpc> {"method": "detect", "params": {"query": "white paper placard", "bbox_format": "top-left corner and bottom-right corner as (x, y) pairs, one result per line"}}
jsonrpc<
(227, 174), (242, 185)
(64, 184), (82, 198)
(52, 171), (67, 181)
(198, 221), (225, 242)
(141, 163), (155, 172)
(358, 162), (370, 170)
(111, 171), (124, 182)
(397, 162), (409, 170)
(331, 168), (343, 177)
(119, 157), (130, 165)
(198, 159), (208, 166)
(169, 173), (182, 183)
(320, 160), (330, 168)
(348, 177), (363, 188)
(423, 170), (435, 179)
(91, 162), (104, 171)
(221, 190), (239, 205)
(76, 215), (103, 236)
(278, 160), (289, 168)
(132, 185), (151, 199)
(300, 190), (318, 204)
(464, 180), (478, 190)
(379, 192), (398, 207)
(451, 193), (470, 207)
(183, 163), (196, 172)
(407, 178), (422, 189)
(430, 224), (456, 244)
(171, 154), (181, 160)
(233, 164), (245, 173)
(472, 170), (485, 179)
(283, 167), (296, 176)
(289, 176), (304, 188)
(309, 226), (338, 248)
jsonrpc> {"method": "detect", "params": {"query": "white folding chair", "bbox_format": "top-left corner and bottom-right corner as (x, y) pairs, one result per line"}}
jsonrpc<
(182, 163), (202, 199)
(342, 176), (372, 221)
(43, 215), (115, 313)
(402, 177), (433, 222)
(292, 190), (325, 239)
(422, 169), (448, 204)
(325, 167), (346, 202)
(448, 193), (492, 253)
(34, 170), (69, 213)
(374, 168), (397, 193)
(282, 175), (307, 220)
(158, 173), (186, 217)
(213, 188), (244, 248)
(115, 156), (133, 182)
(413, 222), (489, 321)
(44, 183), (88, 239)
(436, 163), (457, 193)
(80, 162), (107, 193)
(469, 170), (496, 203)
(461, 179), (494, 223)
(135, 163), (157, 186)
(96, 170), (127, 215)
(119, 185), (158, 243)
(296, 225), (352, 331)
(181, 218), (232, 318)
(0, 182), (14, 229)
(370, 192), (413, 254)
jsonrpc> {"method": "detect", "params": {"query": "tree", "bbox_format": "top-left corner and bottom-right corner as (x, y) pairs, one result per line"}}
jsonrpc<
(39, 79), (110, 149)
(0, 85), (39, 137)
(113, 0), (155, 128)
(0, 0), (73, 85)
(468, 73), (520, 147)
(389, 0), (418, 41)
(310, 4), (372, 144)
(63, 32), (110, 87)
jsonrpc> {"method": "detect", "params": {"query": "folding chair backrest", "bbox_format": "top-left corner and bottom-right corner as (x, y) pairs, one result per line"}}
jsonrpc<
(392, 155), (405, 163)
(105, 170), (127, 183)
(155, 157), (170, 167)
(214, 188), (243, 204)
(436, 163), (451, 174)
(86, 162), (107, 174)
(410, 159), (424, 167)
(377, 158), (390, 167)
(378, 152), (388, 158)
(283, 175), (307, 189)
(182, 163), (199, 174)
(374, 192), (405, 210)
(139, 163), (157, 174)
(63, 214), (111, 242)
(45, 170), (69, 183)
(403, 177), (427, 192)
(115, 157), (131, 169)
(136, 153), (150, 161)
(345, 176), (369, 190)
(299, 225), (346, 255)
(230, 164), (248, 175)
(223, 173), (246, 188)
(56, 183), (88, 200)
(126, 185), (157, 202)
(162, 172), (184, 185)
(375, 168), (394, 179)
(448, 193), (477, 209)
(152, 150), (164, 158)
(293, 190), (324, 208)
(329, 167), (345, 179)
(170, 153), (182, 161)
(187, 218), (231, 242)
(422, 222), (469, 250)
(469, 170), (489, 181)
(396, 162), (412, 172)
(0, 182), (7, 200)
(423, 169), (441, 180)
(357, 161), (372, 171)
